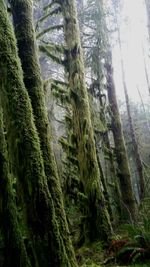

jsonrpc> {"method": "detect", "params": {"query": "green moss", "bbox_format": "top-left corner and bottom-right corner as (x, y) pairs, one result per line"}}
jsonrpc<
(0, 106), (31, 267)
(60, 0), (112, 242)
(0, 1), (74, 266)
(76, 242), (104, 266)
(106, 52), (136, 222)
(10, 0), (77, 265)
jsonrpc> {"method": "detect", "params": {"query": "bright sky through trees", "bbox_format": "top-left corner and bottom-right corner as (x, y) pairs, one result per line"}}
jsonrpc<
(113, 0), (150, 103)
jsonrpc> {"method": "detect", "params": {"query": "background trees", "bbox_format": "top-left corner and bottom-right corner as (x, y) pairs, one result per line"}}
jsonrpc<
(1, 0), (150, 266)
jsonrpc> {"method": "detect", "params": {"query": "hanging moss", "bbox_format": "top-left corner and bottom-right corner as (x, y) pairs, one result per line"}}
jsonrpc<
(39, 45), (65, 65)
(60, 0), (113, 242)
(9, 0), (77, 265)
(0, 1), (77, 266)
(37, 24), (63, 39)
(37, 6), (62, 25)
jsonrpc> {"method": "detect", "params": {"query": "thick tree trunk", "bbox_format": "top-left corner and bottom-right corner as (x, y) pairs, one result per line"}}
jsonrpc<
(0, 1), (75, 266)
(10, 0), (77, 265)
(0, 106), (31, 267)
(60, 0), (112, 242)
(106, 51), (136, 222)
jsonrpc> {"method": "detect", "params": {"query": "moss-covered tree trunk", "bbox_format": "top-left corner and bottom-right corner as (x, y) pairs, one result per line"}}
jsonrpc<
(0, 1), (76, 266)
(60, 0), (112, 242)
(9, 0), (77, 264)
(0, 105), (31, 267)
(90, 0), (121, 221)
(106, 51), (136, 222)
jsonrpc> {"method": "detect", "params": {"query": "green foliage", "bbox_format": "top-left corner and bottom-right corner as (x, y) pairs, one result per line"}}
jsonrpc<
(81, 263), (101, 267)
(112, 199), (150, 265)
(52, 83), (70, 105)
(76, 242), (103, 266)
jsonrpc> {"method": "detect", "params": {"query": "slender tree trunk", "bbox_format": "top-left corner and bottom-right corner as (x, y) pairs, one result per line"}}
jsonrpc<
(106, 51), (136, 222)
(0, 1), (75, 266)
(112, 0), (145, 200)
(117, 24), (145, 201)
(93, 0), (122, 220)
(122, 75), (145, 200)
(145, 0), (150, 38)
(10, 0), (77, 265)
(60, 0), (112, 242)
(142, 45), (150, 96)
(0, 105), (31, 267)
(102, 133), (122, 219)
(137, 87), (150, 135)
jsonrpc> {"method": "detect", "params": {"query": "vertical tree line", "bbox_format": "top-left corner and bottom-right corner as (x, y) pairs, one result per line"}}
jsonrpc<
(1, 0), (150, 265)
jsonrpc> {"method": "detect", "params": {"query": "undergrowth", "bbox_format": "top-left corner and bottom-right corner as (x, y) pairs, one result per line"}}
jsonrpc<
(108, 198), (150, 265)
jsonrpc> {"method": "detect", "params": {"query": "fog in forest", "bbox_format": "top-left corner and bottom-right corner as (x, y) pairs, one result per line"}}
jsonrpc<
(1, 0), (150, 266)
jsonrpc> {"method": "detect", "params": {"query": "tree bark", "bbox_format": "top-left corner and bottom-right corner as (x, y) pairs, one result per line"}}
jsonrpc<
(60, 0), (112, 242)
(9, 0), (77, 265)
(106, 51), (136, 222)
(0, 1), (76, 266)
(0, 105), (31, 267)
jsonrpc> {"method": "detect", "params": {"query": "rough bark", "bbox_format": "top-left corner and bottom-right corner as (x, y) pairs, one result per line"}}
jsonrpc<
(106, 51), (136, 222)
(0, 105), (31, 267)
(60, 0), (112, 241)
(0, 1), (75, 266)
(10, 0), (77, 265)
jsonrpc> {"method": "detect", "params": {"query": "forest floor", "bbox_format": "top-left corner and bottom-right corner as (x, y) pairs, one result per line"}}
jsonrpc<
(75, 241), (150, 267)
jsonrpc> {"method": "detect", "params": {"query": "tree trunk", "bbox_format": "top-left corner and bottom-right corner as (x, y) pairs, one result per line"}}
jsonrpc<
(122, 71), (145, 201)
(142, 45), (150, 96)
(106, 51), (136, 222)
(116, 17), (145, 201)
(0, 1), (75, 266)
(145, 0), (150, 38)
(60, 0), (112, 242)
(0, 105), (31, 267)
(10, 0), (77, 265)
(91, 0), (122, 221)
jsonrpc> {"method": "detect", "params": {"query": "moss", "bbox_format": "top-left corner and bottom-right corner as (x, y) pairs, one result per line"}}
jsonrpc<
(39, 45), (65, 65)
(60, 0), (113, 242)
(76, 242), (104, 266)
(0, 1), (74, 266)
(37, 24), (63, 39)
(0, 106), (31, 267)
(106, 51), (136, 222)
(10, 0), (77, 265)
(37, 6), (62, 24)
